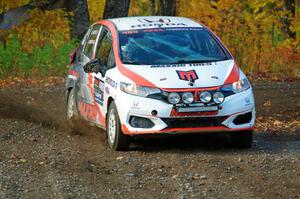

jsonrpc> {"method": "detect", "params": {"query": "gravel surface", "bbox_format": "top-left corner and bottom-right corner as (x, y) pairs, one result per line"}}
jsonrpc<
(0, 81), (299, 199)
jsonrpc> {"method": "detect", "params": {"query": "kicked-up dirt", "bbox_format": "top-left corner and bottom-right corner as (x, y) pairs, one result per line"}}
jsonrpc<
(0, 81), (299, 199)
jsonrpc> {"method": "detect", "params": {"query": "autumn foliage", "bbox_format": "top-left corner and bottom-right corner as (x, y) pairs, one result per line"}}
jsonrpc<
(179, 0), (300, 79)
(0, 0), (300, 79)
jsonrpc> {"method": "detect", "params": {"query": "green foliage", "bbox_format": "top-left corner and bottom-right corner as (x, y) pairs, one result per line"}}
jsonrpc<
(0, 35), (78, 79)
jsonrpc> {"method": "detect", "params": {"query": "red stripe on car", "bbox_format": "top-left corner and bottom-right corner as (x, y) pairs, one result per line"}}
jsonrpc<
(224, 62), (240, 84)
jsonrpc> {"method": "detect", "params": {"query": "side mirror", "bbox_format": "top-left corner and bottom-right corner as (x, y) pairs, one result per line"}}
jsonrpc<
(83, 59), (105, 76)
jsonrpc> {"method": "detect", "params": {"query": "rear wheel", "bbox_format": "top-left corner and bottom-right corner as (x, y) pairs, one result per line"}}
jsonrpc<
(230, 130), (253, 149)
(67, 89), (79, 131)
(106, 101), (131, 151)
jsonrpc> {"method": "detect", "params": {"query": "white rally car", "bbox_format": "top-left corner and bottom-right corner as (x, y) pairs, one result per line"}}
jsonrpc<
(66, 16), (255, 150)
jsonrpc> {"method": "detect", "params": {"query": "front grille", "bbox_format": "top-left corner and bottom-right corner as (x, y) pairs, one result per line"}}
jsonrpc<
(161, 116), (228, 128)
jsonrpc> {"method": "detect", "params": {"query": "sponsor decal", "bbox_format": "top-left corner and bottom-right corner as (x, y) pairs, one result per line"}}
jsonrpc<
(151, 64), (186, 68)
(138, 18), (171, 24)
(131, 18), (187, 29)
(131, 101), (140, 109)
(105, 76), (117, 89)
(143, 28), (165, 33)
(176, 70), (199, 82)
(105, 87), (110, 94)
(211, 76), (219, 80)
(121, 30), (139, 35)
(150, 62), (212, 68)
(245, 97), (251, 106)
(121, 27), (203, 35)
(189, 63), (213, 67)
(170, 109), (218, 117)
(245, 98), (250, 103)
(78, 101), (98, 122)
(94, 77), (104, 105)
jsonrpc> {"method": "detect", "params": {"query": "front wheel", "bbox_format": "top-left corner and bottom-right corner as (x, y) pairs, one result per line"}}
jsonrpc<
(106, 101), (131, 151)
(230, 130), (253, 149)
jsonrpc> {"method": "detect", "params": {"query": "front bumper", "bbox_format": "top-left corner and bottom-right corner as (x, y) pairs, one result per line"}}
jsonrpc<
(116, 88), (255, 135)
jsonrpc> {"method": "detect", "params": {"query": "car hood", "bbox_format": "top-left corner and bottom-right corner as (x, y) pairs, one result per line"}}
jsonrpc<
(123, 59), (238, 88)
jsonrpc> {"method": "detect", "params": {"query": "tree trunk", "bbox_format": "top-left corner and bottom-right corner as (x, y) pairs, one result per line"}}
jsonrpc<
(158, 0), (176, 16)
(39, 0), (91, 38)
(38, 0), (91, 38)
(151, 0), (156, 15)
(102, 0), (130, 19)
(283, 0), (296, 39)
(66, 0), (90, 38)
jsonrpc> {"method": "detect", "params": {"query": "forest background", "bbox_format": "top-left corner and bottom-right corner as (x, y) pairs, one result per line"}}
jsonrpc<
(0, 0), (299, 81)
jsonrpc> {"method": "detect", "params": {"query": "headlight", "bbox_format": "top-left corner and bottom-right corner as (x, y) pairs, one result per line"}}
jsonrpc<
(120, 82), (161, 97)
(168, 92), (180, 104)
(213, 92), (225, 104)
(221, 78), (250, 93)
(199, 91), (212, 103)
(182, 92), (194, 104)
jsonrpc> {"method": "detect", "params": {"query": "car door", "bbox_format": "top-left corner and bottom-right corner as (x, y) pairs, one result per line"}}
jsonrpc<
(76, 24), (102, 123)
(92, 26), (115, 126)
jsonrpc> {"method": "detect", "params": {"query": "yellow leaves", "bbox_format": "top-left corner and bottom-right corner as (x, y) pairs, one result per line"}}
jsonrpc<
(0, 0), (30, 12)
(210, 1), (217, 8)
(177, 0), (300, 79)
(87, 0), (106, 22)
(13, 8), (71, 52)
(129, 0), (154, 16)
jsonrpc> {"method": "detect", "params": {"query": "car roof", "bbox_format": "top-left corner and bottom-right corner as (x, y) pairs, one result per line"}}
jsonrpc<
(108, 16), (202, 31)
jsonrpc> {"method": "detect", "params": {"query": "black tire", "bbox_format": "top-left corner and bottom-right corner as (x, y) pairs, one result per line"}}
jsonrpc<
(66, 88), (79, 132)
(106, 101), (131, 151)
(230, 130), (253, 149)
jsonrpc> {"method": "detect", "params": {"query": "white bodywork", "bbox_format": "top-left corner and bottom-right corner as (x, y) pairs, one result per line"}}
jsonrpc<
(110, 16), (202, 31)
(79, 16), (256, 135)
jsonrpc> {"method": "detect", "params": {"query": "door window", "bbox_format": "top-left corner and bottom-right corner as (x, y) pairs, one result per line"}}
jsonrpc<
(95, 27), (115, 69)
(83, 25), (101, 58)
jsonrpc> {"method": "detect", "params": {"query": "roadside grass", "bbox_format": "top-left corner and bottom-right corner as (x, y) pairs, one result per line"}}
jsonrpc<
(0, 35), (78, 79)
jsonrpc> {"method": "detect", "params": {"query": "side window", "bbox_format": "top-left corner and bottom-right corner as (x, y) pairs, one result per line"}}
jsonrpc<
(83, 25), (101, 58)
(79, 28), (91, 51)
(95, 27), (115, 68)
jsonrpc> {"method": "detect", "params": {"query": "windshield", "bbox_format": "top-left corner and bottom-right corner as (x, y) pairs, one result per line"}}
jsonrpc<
(119, 27), (229, 65)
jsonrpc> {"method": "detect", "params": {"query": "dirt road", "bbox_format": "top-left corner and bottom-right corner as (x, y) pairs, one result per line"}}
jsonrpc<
(0, 81), (299, 198)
